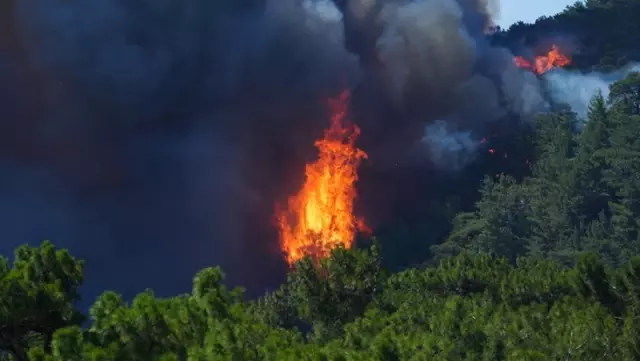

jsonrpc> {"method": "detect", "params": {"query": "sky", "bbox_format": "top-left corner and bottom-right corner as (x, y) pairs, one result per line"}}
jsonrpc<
(496, 0), (579, 28)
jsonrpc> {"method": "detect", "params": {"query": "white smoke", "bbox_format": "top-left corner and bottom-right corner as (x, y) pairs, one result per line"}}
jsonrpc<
(545, 64), (640, 120)
(422, 120), (480, 169)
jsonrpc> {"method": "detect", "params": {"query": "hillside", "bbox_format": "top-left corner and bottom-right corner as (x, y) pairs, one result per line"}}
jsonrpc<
(4, 0), (640, 360)
(494, 0), (640, 70)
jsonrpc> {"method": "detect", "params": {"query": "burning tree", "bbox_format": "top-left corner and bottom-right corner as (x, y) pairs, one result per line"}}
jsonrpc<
(275, 89), (369, 266)
(513, 44), (571, 75)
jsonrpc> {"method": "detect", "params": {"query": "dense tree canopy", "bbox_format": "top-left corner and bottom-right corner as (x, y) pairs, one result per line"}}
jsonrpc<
(4, 241), (640, 360)
(5, 0), (640, 360)
(437, 71), (640, 268)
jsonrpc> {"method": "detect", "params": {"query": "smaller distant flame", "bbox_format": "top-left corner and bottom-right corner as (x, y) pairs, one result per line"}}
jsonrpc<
(514, 44), (571, 75)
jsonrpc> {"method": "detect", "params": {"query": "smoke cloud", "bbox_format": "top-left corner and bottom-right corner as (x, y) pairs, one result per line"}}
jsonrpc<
(545, 64), (640, 120)
(422, 120), (479, 170)
(0, 0), (549, 303)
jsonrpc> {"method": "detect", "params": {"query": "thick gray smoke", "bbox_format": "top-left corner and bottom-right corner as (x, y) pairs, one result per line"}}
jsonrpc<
(333, 0), (544, 167)
(0, 0), (546, 302)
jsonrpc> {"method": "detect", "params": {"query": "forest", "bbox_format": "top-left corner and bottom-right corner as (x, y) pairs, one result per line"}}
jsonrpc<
(5, 0), (640, 360)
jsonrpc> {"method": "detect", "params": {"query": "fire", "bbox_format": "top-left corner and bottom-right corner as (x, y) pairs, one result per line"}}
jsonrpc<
(514, 44), (571, 75)
(276, 89), (369, 265)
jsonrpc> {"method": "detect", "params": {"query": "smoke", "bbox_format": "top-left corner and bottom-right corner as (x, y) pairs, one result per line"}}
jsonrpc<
(422, 120), (479, 170)
(0, 0), (549, 302)
(332, 0), (544, 169)
(2, 0), (360, 301)
(377, 0), (477, 97)
(544, 64), (640, 120)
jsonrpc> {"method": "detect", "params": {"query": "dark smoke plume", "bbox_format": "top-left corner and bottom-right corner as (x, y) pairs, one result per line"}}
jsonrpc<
(0, 0), (547, 303)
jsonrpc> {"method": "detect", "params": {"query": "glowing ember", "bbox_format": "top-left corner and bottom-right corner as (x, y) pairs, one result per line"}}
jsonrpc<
(276, 89), (368, 265)
(514, 44), (571, 75)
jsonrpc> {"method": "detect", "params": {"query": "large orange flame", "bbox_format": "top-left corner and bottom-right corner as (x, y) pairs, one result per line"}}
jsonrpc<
(514, 44), (571, 75)
(276, 89), (368, 266)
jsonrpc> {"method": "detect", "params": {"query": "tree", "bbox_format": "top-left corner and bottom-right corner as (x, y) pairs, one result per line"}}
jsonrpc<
(0, 241), (84, 361)
(609, 72), (640, 115)
(287, 245), (385, 342)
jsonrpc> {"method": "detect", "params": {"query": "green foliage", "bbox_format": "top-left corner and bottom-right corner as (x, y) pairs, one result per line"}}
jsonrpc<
(0, 241), (84, 361)
(443, 71), (640, 268)
(251, 244), (386, 343)
(3, 240), (639, 361)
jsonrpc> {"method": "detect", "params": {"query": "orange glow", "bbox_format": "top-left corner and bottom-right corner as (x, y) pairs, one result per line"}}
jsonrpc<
(276, 89), (368, 266)
(514, 44), (571, 75)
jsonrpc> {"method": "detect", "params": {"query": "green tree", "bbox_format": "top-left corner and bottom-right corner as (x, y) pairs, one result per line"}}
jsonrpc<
(0, 241), (84, 361)
(288, 245), (385, 342)
(435, 174), (531, 261)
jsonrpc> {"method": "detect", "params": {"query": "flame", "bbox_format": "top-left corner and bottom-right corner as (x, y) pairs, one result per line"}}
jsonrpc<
(276, 89), (368, 266)
(514, 44), (571, 75)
